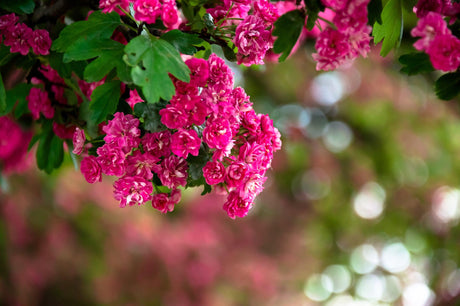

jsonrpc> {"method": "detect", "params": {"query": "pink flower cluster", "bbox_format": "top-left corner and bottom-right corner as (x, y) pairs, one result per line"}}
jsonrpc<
(414, 0), (460, 18)
(312, 0), (372, 71)
(76, 53), (281, 218)
(99, 0), (181, 29)
(0, 13), (51, 56)
(411, 11), (460, 72)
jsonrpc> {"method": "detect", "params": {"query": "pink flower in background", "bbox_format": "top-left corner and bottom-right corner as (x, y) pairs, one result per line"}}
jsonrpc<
(134, 0), (162, 24)
(30, 29), (51, 55)
(142, 131), (171, 158)
(27, 87), (54, 120)
(414, 0), (443, 18)
(411, 12), (450, 51)
(152, 189), (181, 213)
(0, 13), (18, 34)
(103, 112), (140, 153)
(157, 155), (188, 189)
(4, 23), (32, 55)
(99, 0), (130, 13)
(203, 161), (226, 185)
(53, 123), (76, 140)
(81, 156), (102, 184)
(126, 89), (144, 109)
(223, 191), (253, 219)
(161, 1), (180, 29)
(96, 143), (126, 177)
(312, 28), (351, 71)
(113, 176), (153, 207)
(253, 0), (280, 25)
(322, 0), (348, 10)
(170, 129), (201, 158)
(0, 117), (22, 159)
(78, 79), (105, 100)
(72, 128), (86, 155)
(226, 161), (249, 188)
(234, 15), (273, 66)
(426, 34), (460, 71)
(125, 150), (160, 180)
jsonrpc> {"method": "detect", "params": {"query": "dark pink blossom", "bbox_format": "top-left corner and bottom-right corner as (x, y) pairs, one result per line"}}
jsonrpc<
(170, 129), (202, 159)
(26, 87), (54, 120)
(234, 15), (273, 66)
(113, 176), (153, 207)
(203, 161), (226, 185)
(78, 79), (105, 100)
(411, 12), (450, 51)
(30, 29), (51, 55)
(99, 0), (130, 13)
(134, 0), (162, 24)
(72, 127), (86, 155)
(142, 131), (171, 158)
(4, 23), (33, 55)
(103, 112), (141, 153)
(96, 143), (126, 177)
(414, 0), (443, 18)
(156, 155), (188, 189)
(185, 58), (210, 87)
(426, 34), (460, 71)
(152, 189), (181, 213)
(125, 150), (160, 180)
(80, 156), (102, 184)
(225, 161), (249, 188)
(126, 89), (144, 109)
(223, 191), (253, 219)
(53, 123), (76, 140)
(0, 13), (19, 34)
(203, 118), (233, 149)
(0, 117), (22, 159)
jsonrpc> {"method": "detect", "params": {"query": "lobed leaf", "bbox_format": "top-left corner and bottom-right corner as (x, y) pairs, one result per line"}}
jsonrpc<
(89, 80), (121, 123)
(272, 10), (305, 62)
(372, 0), (403, 57)
(0, 0), (35, 14)
(161, 30), (205, 55)
(36, 121), (64, 174)
(399, 52), (434, 75)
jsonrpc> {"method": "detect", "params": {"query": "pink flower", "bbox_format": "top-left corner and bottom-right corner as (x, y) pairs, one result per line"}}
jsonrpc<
(411, 12), (450, 52)
(27, 87), (54, 120)
(0, 13), (19, 34)
(253, 0), (280, 25)
(203, 161), (226, 185)
(72, 127), (86, 155)
(126, 89), (144, 109)
(80, 156), (102, 184)
(96, 143), (126, 177)
(156, 155), (188, 189)
(225, 161), (249, 188)
(0, 117), (32, 175)
(207, 53), (234, 91)
(103, 112), (141, 153)
(203, 117), (233, 149)
(30, 29), (51, 55)
(241, 109), (261, 135)
(426, 34), (460, 71)
(237, 172), (267, 201)
(152, 189), (181, 213)
(312, 28), (351, 71)
(0, 117), (22, 159)
(322, 0), (348, 10)
(142, 130), (171, 158)
(52, 123), (76, 140)
(234, 15), (273, 66)
(78, 79), (105, 100)
(134, 0), (162, 24)
(170, 129), (202, 158)
(125, 150), (160, 180)
(185, 58), (210, 87)
(161, 2), (180, 29)
(159, 104), (188, 129)
(113, 176), (153, 207)
(223, 191), (253, 219)
(4, 23), (33, 55)
(99, 0), (130, 13)
(414, 0), (443, 18)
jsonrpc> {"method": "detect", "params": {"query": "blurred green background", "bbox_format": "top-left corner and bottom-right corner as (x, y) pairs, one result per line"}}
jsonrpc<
(2, 40), (460, 305)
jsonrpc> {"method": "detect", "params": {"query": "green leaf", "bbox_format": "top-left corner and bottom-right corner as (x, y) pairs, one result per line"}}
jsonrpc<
(0, 74), (5, 114)
(368, 0), (383, 25)
(0, 0), (35, 14)
(303, 0), (324, 30)
(435, 72), (460, 100)
(372, 0), (403, 57)
(52, 11), (121, 57)
(83, 42), (129, 82)
(48, 52), (86, 79)
(134, 101), (167, 132)
(272, 10), (305, 62)
(36, 121), (64, 174)
(4, 83), (33, 118)
(222, 43), (237, 62)
(124, 36), (190, 103)
(402, 0), (418, 12)
(90, 80), (121, 123)
(399, 52), (434, 75)
(0, 45), (18, 66)
(161, 30), (205, 55)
